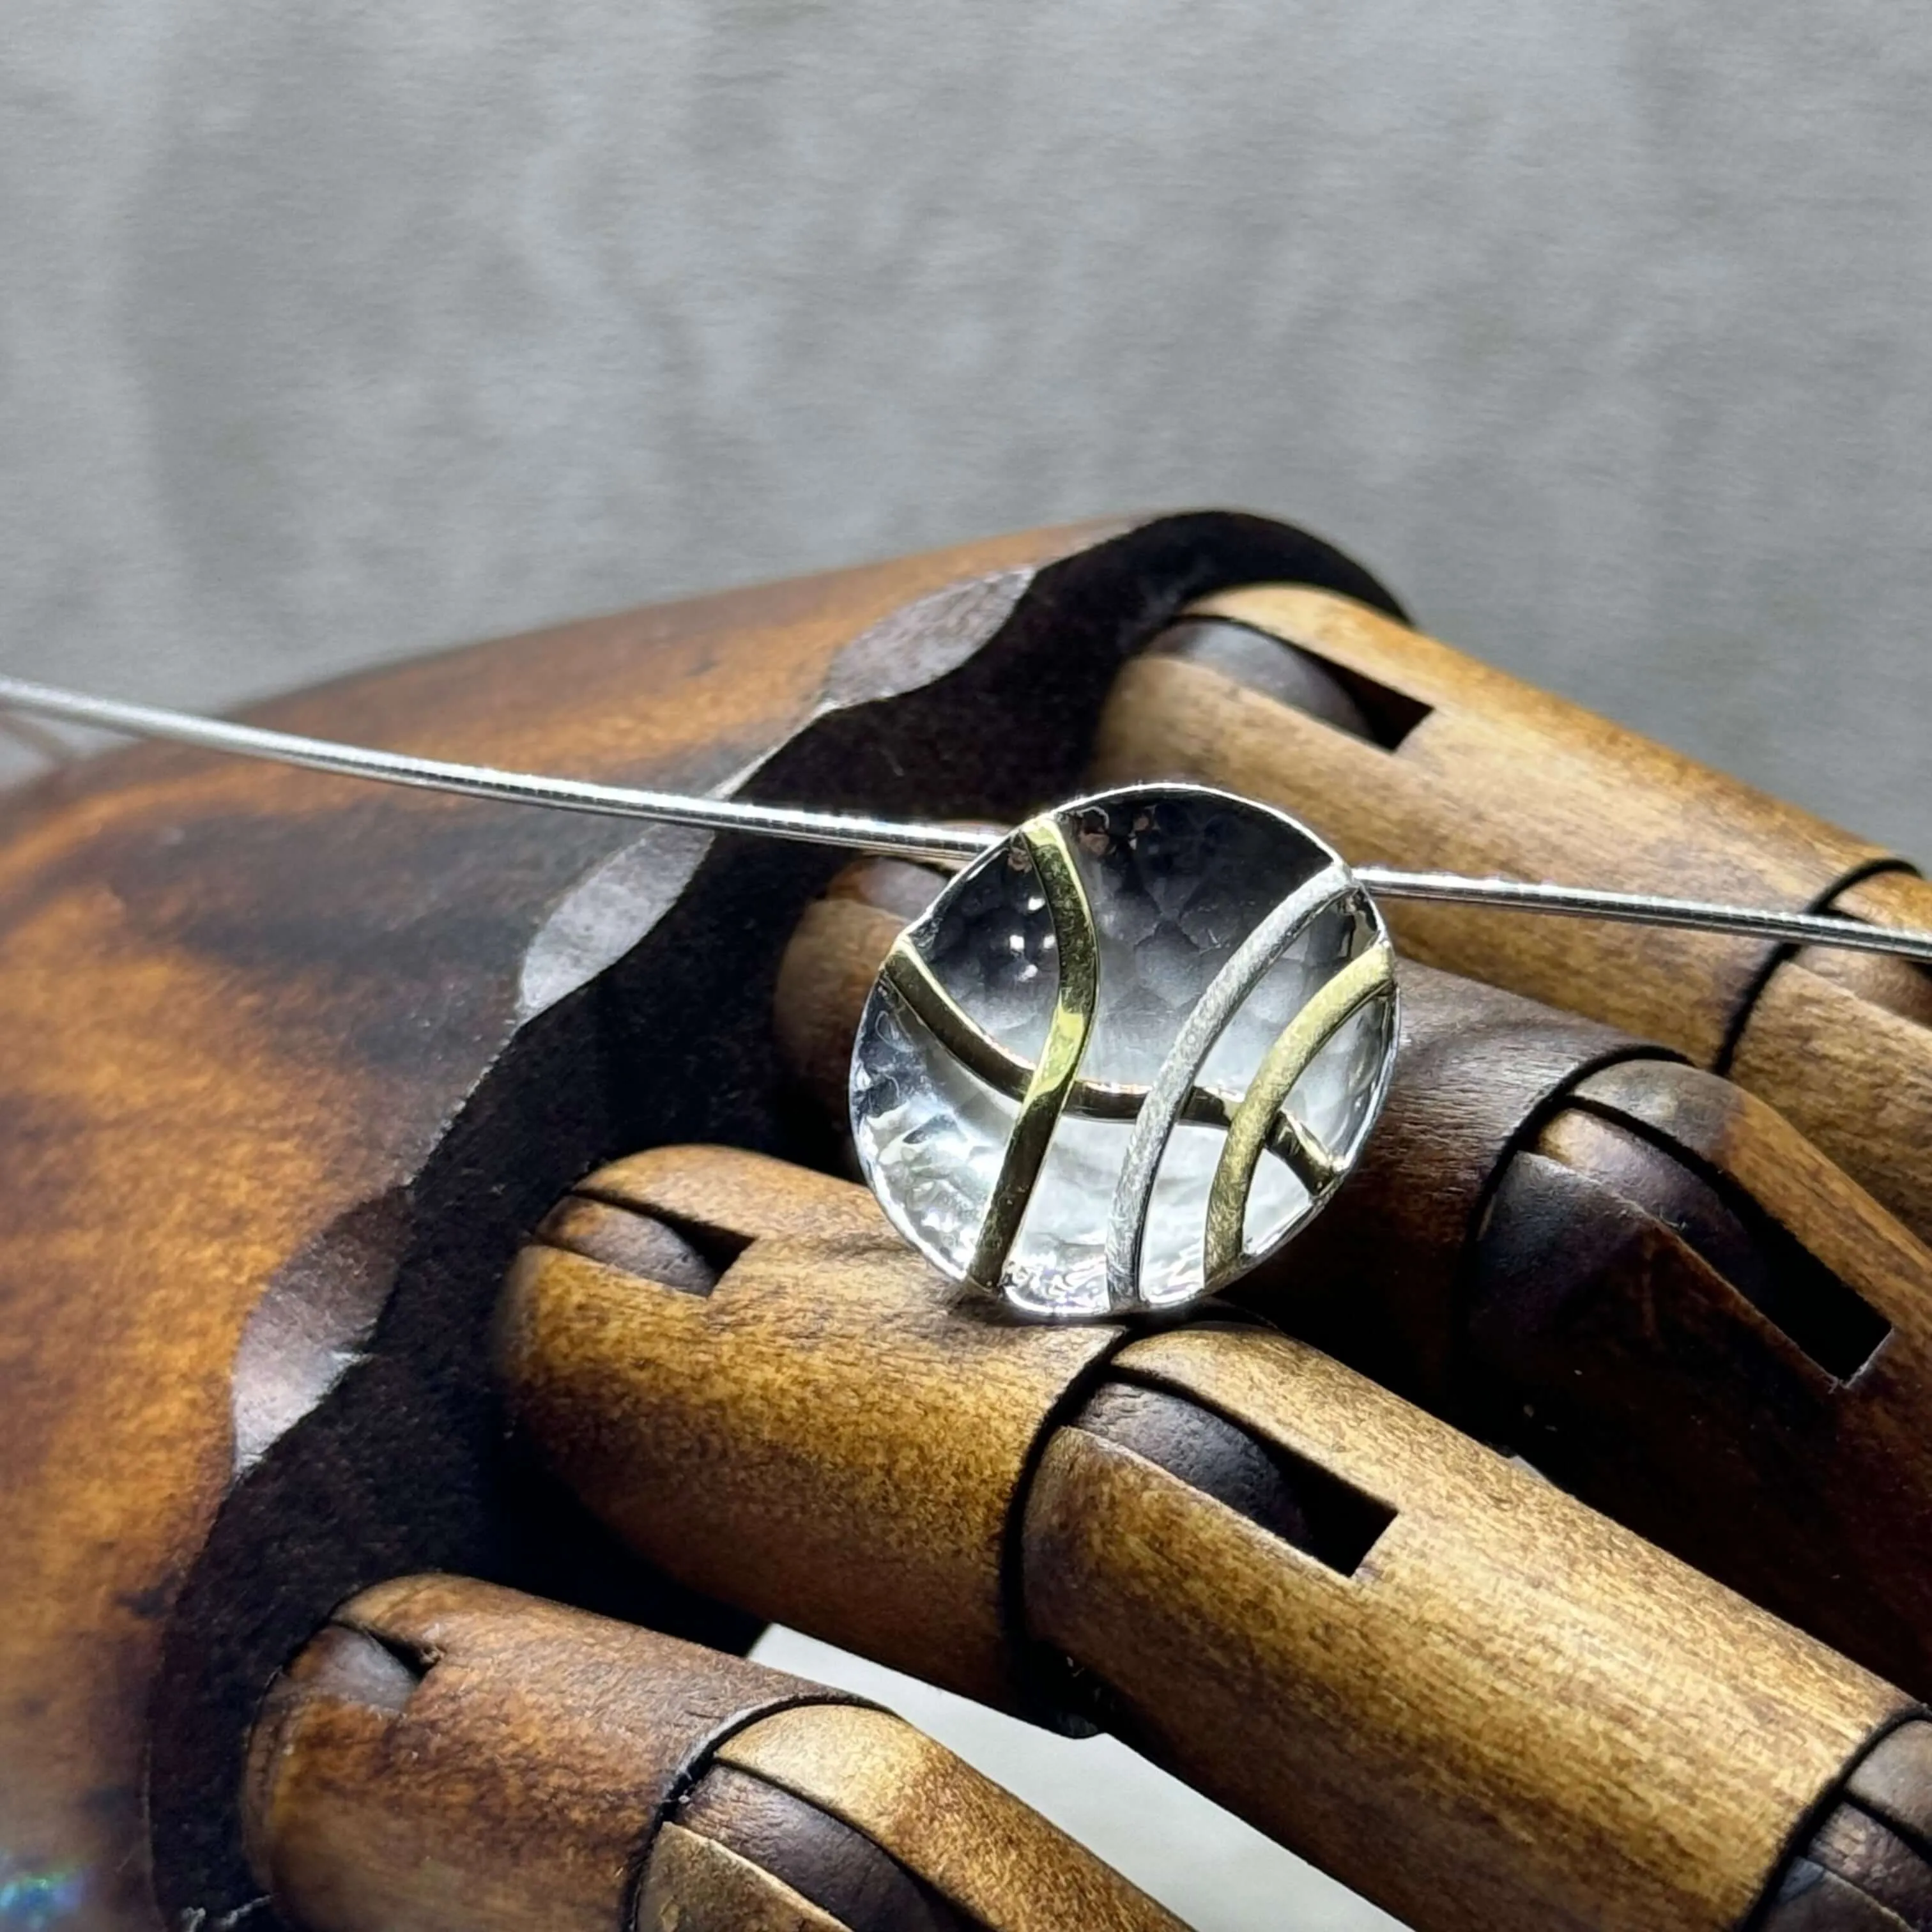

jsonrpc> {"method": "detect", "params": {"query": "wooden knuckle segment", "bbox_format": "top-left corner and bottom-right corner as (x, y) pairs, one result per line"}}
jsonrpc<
(1548, 1057), (1923, 1407)
(1087, 585), (1932, 1247)
(1243, 957), (1663, 1403)
(1565, 1058), (1932, 1334)
(240, 1575), (867, 1932)
(666, 1762), (969, 1932)
(497, 1147), (1133, 1716)
(769, 867), (1932, 1712)
(1730, 956), (1932, 1254)
(564, 1142), (882, 1250)
(245, 1574), (1184, 1932)
(501, 1152), (1930, 1932)
(713, 1703), (1190, 1931)
(1487, 1059), (1932, 1699)
(1818, 872), (1932, 1032)
(1041, 1326), (1919, 1932)
(1471, 1145), (1918, 1667)
(636, 1827), (857, 1932)
(1760, 1720), (1932, 1931)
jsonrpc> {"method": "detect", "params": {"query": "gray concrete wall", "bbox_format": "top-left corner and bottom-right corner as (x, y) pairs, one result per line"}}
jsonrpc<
(3, 6), (1928, 1925)
(2, 2), (1926, 847)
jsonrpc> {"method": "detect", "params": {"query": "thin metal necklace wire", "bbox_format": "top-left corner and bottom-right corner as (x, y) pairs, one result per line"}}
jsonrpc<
(3, 671), (1928, 1321)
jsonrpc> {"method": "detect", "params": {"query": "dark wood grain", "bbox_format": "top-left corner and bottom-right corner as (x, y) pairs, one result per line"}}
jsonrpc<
(0, 510), (1402, 1928)
(1089, 585), (1932, 1247)
(243, 1575), (1184, 1932)
(503, 1144), (1920, 1932)
(772, 861), (1932, 1705)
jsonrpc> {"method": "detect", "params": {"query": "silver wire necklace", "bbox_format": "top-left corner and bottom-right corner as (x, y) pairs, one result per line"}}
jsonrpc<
(4, 671), (1926, 1322)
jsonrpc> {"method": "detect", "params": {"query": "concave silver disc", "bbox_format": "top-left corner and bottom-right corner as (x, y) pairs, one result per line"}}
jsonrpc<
(849, 783), (1399, 1319)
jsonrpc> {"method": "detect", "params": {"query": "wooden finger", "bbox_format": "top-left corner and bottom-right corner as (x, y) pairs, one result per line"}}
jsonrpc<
(719, 1703), (1185, 1932)
(503, 1145), (1126, 1714)
(773, 862), (1932, 1704)
(1086, 586), (1932, 1246)
(500, 1147), (1926, 1932)
(243, 1574), (1185, 1932)
(1033, 1323), (1908, 1932)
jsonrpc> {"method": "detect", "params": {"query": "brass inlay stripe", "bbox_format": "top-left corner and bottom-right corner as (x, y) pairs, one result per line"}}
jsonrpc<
(1103, 862), (1354, 1307)
(965, 818), (1100, 1291)
(1203, 941), (1395, 1285)
(880, 942), (1332, 1183)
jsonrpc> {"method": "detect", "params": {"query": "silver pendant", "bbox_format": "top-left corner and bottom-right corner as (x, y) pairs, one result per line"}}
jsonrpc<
(5, 670), (1931, 1324)
(850, 784), (1397, 1317)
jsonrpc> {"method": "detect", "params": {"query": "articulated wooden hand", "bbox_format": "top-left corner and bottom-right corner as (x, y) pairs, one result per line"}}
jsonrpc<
(779, 857), (1932, 1708)
(3, 511), (1928, 1932)
(502, 1140), (1926, 1932)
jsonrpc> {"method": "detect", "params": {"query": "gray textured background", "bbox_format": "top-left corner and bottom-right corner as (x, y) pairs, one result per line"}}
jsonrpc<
(2, 3), (1928, 849)
(3, 4), (1927, 1925)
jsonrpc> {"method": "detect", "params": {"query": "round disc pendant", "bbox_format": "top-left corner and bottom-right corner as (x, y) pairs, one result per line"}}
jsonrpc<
(849, 783), (1400, 1319)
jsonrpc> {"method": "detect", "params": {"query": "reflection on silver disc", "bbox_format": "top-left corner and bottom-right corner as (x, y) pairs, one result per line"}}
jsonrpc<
(849, 783), (1399, 1319)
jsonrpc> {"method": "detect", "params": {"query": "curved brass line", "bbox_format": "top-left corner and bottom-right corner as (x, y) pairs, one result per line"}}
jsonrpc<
(880, 940), (1337, 1188)
(1202, 942), (1395, 1285)
(1105, 862), (1354, 1307)
(882, 940), (1089, 1106)
(965, 819), (1101, 1290)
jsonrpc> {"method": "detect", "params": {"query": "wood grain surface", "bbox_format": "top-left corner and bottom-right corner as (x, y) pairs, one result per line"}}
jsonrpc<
(718, 1703), (1190, 1932)
(772, 862), (1932, 1707)
(1088, 585), (1932, 1241)
(15, 507), (1930, 1932)
(243, 1575), (854, 1932)
(1475, 1054), (1932, 1699)
(503, 1145), (1920, 1932)
(499, 1146), (1130, 1714)
(1072, 1326), (1910, 1932)
(638, 1827), (856, 1932)
(244, 1575), (1186, 1932)
(0, 510), (1403, 1929)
